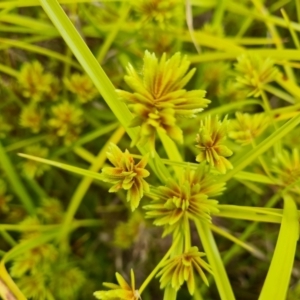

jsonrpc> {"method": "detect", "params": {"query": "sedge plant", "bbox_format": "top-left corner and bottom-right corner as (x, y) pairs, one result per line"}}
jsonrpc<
(0, 1), (300, 300)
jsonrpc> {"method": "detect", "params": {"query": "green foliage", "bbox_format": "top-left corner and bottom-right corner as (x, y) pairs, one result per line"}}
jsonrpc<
(0, 1), (300, 300)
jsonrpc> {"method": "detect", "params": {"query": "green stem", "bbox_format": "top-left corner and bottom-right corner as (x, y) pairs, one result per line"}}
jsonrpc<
(184, 214), (191, 252)
(222, 113), (300, 182)
(212, 0), (226, 28)
(96, 2), (130, 63)
(5, 135), (47, 152)
(0, 230), (17, 247)
(38, 0), (170, 182)
(73, 146), (96, 163)
(139, 234), (181, 295)
(59, 127), (125, 244)
(251, 140), (272, 178)
(163, 286), (177, 300)
(196, 220), (235, 300)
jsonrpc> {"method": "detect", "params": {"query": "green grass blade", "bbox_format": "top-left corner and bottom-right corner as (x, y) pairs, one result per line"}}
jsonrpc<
(259, 194), (299, 300)
(0, 37), (80, 69)
(222, 113), (300, 182)
(209, 224), (265, 259)
(59, 127), (125, 243)
(0, 14), (54, 30)
(38, 0), (170, 182)
(0, 0), (105, 8)
(0, 142), (34, 214)
(0, 63), (19, 77)
(18, 153), (104, 181)
(0, 264), (26, 300)
(196, 221), (236, 300)
(217, 205), (282, 223)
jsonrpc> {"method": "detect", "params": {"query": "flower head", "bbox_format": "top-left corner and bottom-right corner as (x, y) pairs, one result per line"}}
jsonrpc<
(198, 62), (229, 97)
(18, 61), (54, 102)
(20, 105), (44, 133)
(157, 246), (212, 295)
(64, 73), (98, 103)
(195, 115), (233, 173)
(114, 211), (145, 249)
(94, 269), (140, 300)
(101, 144), (150, 211)
(229, 112), (269, 145)
(235, 54), (279, 97)
(133, 0), (180, 28)
(272, 148), (300, 192)
(145, 164), (223, 236)
(48, 101), (83, 144)
(117, 51), (210, 151)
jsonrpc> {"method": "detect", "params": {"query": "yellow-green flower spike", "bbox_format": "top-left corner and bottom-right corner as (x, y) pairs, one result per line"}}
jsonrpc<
(18, 61), (54, 102)
(235, 54), (279, 98)
(48, 101), (83, 144)
(101, 143), (150, 211)
(145, 164), (223, 236)
(117, 51), (210, 152)
(19, 105), (44, 133)
(195, 115), (233, 174)
(157, 246), (213, 295)
(229, 112), (270, 146)
(64, 73), (98, 103)
(132, 0), (180, 28)
(94, 269), (140, 300)
(272, 148), (300, 192)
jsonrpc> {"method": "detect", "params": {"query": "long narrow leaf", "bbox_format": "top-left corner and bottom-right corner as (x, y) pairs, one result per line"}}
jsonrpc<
(38, 0), (170, 182)
(0, 142), (34, 214)
(259, 194), (299, 300)
(222, 113), (300, 182)
(196, 221), (235, 300)
(18, 153), (104, 181)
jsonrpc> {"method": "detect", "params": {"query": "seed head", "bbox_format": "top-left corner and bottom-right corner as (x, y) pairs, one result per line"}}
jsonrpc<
(272, 148), (300, 192)
(229, 112), (270, 145)
(94, 269), (140, 300)
(117, 51), (210, 152)
(195, 115), (233, 174)
(157, 246), (213, 295)
(18, 61), (54, 102)
(20, 105), (44, 133)
(101, 143), (150, 211)
(235, 54), (278, 97)
(64, 73), (98, 103)
(144, 164), (223, 236)
(48, 101), (83, 144)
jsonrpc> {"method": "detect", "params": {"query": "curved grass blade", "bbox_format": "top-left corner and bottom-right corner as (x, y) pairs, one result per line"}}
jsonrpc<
(18, 153), (104, 181)
(195, 221), (236, 300)
(38, 0), (169, 182)
(222, 113), (300, 182)
(0, 142), (34, 214)
(259, 194), (299, 300)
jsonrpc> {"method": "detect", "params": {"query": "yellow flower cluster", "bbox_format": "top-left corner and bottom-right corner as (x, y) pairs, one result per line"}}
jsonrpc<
(117, 51), (209, 151)
(101, 144), (150, 211)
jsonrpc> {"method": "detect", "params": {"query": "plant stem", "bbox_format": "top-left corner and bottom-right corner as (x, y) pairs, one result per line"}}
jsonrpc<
(196, 221), (236, 300)
(139, 234), (181, 295)
(59, 126), (125, 246)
